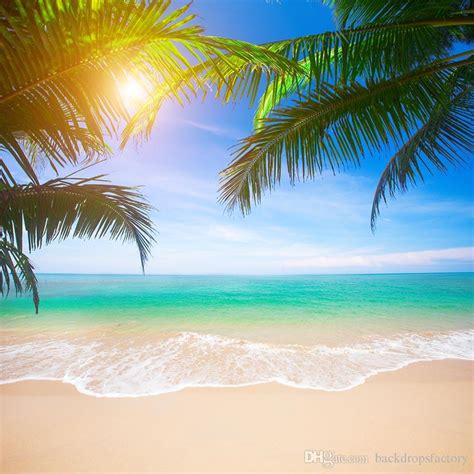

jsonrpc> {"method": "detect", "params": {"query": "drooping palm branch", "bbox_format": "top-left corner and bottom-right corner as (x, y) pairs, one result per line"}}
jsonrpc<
(371, 77), (473, 229)
(0, 239), (39, 314)
(220, 55), (473, 213)
(218, 0), (474, 223)
(0, 167), (155, 272)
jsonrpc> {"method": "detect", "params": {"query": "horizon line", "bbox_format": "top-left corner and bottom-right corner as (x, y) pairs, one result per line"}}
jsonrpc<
(36, 270), (474, 277)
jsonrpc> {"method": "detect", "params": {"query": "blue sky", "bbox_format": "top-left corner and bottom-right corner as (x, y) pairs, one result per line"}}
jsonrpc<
(27, 0), (474, 274)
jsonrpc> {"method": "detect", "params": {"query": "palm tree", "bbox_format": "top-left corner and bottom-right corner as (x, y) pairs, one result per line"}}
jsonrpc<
(0, 0), (300, 312)
(213, 0), (473, 226)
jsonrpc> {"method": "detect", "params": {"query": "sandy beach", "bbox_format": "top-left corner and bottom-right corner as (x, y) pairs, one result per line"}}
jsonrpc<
(2, 0), (473, 472)
(1, 359), (472, 472)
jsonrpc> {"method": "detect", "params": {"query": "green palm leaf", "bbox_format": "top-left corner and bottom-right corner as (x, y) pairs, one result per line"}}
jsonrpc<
(0, 239), (39, 314)
(0, 169), (155, 271)
(20, 130), (111, 175)
(251, 0), (473, 126)
(371, 80), (473, 229)
(324, 0), (472, 28)
(219, 55), (473, 214)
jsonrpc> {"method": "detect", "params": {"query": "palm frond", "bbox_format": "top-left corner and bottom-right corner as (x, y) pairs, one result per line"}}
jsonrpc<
(194, 36), (304, 105)
(324, 0), (470, 27)
(1, 0), (302, 170)
(371, 81), (474, 229)
(20, 130), (111, 175)
(0, 239), (39, 313)
(249, 2), (473, 127)
(219, 56), (474, 214)
(264, 8), (472, 86)
(0, 170), (156, 270)
(122, 36), (303, 145)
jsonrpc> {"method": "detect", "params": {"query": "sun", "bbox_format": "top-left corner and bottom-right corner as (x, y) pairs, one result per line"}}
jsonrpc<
(120, 77), (146, 107)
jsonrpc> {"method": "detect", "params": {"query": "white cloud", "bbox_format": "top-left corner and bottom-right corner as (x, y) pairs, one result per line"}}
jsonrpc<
(284, 247), (474, 269)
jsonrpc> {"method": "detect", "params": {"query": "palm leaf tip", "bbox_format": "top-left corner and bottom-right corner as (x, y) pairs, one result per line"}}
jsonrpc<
(370, 78), (474, 230)
(0, 240), (39, 313)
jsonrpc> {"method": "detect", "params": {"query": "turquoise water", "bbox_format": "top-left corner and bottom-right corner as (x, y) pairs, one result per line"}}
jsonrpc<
(2, 273), (473, 325)
(1, 273), (473, 343)
(1, 273), (473, 396)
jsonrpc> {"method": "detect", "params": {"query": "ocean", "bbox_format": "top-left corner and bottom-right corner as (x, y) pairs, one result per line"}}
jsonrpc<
(1, 273), (473, 396)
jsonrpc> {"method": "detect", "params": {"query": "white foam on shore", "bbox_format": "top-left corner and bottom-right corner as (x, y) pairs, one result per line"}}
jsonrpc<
(1, 330), (472, 397)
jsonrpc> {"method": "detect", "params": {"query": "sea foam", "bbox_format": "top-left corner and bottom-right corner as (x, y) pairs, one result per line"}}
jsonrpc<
(1, 329), (472, 397)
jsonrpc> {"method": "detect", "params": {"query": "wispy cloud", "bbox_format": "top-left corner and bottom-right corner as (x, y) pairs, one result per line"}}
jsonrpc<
(386, 195), (474, 218)
(182, 119), (244, 140)
(209, 225), (263, 243)
(284, 247), (474, 269)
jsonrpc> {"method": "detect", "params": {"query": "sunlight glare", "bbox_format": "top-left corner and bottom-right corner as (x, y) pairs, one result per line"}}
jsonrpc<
(120, 77), (146, 107)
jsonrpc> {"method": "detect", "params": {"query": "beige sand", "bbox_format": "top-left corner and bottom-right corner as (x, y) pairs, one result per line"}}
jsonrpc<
(1, 359), (472, 472)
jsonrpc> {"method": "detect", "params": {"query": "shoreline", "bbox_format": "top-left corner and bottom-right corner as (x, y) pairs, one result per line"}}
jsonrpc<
(1, 354), (473, 398)
(2, 327), (472, 397)
(1, 359), (472, 472)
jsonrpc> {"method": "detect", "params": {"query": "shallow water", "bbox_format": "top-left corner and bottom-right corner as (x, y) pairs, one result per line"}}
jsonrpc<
(1, 273), (473, 396)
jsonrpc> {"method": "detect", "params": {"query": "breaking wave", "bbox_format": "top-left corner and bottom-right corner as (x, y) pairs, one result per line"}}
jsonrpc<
(1, 329), (472, 397)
